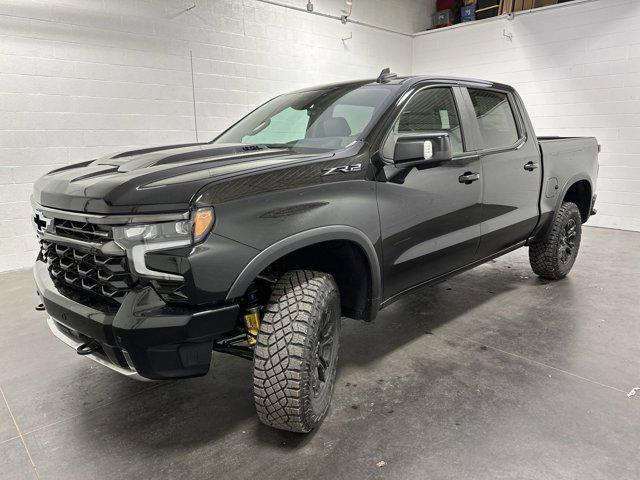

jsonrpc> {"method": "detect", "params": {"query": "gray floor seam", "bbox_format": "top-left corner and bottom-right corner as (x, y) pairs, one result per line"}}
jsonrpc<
(441, 332), (628, 394)
(0, 434), (21, 446)
(20, 382), (167, 437)
(1, 385), (40, 479)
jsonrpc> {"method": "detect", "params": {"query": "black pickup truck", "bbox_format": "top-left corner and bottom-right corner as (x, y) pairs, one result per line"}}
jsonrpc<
(32, 70), (598, 433)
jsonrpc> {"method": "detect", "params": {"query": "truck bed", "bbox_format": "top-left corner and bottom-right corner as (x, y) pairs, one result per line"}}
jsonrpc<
(537, 136), (599, 221)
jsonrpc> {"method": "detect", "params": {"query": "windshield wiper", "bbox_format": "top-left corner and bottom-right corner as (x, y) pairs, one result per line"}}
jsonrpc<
(261, 143), (295, 149)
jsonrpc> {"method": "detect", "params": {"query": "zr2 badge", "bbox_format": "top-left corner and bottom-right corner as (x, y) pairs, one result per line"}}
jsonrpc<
(321, 163), (362, 176)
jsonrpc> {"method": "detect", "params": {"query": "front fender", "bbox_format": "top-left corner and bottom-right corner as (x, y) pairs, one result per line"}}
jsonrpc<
(225, 225), (382, 303)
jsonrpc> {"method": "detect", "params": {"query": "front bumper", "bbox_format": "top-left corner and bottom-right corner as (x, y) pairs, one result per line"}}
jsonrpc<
(46, 316), (149, 381)
(35, 260), (239, 380)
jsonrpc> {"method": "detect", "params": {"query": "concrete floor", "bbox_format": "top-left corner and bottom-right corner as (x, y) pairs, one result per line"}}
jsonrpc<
(1, 226), (639, 480)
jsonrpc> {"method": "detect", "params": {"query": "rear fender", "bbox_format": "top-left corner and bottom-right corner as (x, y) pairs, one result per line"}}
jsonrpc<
(531, 174), (592, 242)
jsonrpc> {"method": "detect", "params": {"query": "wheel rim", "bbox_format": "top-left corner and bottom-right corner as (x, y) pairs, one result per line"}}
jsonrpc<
(311, 308), (336, 398)
(558, 218), (577, 264)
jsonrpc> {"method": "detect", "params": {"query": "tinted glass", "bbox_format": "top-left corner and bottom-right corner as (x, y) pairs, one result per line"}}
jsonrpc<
(239, 107), (308, 145)
(215, 85), (392, 151)
(468, 89), (519, 149)
(386, 87), (464, 155)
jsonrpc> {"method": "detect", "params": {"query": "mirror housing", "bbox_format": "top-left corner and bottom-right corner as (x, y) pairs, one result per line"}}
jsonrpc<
(392, 132), (453, 168)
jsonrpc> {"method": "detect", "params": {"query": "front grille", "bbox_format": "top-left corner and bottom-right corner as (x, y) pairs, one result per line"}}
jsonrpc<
(38, 213), (188, 307)
(41, 240), (133, 304)
(53, 218), (112, 242)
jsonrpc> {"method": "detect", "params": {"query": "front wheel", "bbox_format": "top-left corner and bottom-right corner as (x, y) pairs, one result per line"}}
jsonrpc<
(529, 201), (582, 280)
(253, 270), (341, 433)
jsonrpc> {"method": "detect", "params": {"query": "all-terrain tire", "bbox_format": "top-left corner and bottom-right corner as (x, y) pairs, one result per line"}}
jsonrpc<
(253, 270), (341, 433)
(529, 201), (582, 280)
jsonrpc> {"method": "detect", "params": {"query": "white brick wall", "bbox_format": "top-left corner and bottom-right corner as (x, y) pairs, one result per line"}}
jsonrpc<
(275, 0), (437, 33)
(2, 0), (638, 273)
(0, 0), (417, 271)
(412, 0), (640, 232)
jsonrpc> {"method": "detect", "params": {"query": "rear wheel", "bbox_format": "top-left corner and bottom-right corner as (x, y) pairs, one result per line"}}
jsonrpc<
(529, 201), (582, 280)
(253, 270), (340, 433)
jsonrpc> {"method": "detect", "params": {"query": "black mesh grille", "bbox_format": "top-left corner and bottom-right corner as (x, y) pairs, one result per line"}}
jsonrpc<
(41, 240), (133, 305)
(53, 218), (112, 242)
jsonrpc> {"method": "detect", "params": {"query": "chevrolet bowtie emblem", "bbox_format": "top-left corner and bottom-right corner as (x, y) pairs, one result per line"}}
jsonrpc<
(33, 213), (50, 233)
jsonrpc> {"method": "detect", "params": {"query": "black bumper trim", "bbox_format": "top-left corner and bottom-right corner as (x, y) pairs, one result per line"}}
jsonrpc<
(47, 317), (150, 381)
(35, 260), (240, 380)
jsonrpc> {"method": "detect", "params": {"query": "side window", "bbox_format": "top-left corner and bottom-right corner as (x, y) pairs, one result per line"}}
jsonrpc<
(468, 89), (520, 150)
(384, 87), (464, 156)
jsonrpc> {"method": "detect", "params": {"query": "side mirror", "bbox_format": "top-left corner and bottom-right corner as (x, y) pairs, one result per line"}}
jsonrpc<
(392, 132), (453, 168)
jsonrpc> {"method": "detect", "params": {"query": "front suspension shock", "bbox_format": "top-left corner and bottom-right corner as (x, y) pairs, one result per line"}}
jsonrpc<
(243, 282), (261, 346)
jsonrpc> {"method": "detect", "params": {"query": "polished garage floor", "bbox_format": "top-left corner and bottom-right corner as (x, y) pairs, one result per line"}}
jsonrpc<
(1, 226), (639, 480)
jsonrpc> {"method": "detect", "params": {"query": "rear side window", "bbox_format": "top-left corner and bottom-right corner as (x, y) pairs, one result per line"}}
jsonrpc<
(468, 89), (519, 150)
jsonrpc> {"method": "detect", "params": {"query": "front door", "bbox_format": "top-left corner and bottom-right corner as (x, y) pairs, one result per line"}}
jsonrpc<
(377, 86), (483, 301)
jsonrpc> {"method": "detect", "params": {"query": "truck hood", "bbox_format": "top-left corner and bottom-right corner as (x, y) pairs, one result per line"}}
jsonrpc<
(33, 143), (335, 214)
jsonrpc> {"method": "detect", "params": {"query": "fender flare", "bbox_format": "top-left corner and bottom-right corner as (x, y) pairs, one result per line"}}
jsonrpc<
(530, 174), (593, 243)
(554, 174), (593, 217)
(225, 225), (382, 302)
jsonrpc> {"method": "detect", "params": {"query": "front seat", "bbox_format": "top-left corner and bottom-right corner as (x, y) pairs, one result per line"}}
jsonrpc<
(311, 117), (352, 138)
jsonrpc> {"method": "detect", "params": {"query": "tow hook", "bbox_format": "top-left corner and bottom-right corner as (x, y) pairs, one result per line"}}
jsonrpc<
(76, 340), (101, 355)
(35, 291), (45, 311)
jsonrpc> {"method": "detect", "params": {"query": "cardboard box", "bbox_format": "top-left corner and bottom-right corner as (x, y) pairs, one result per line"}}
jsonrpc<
(513, 0), (535, 10)
(534, 0), (557, 7)
(502, 0), (556, 14)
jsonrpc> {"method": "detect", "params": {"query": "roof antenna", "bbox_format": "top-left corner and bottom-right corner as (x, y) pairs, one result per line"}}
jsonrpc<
(376, 67), (397, 83)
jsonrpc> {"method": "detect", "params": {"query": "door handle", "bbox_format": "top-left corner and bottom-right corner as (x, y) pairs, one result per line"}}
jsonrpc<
(524, 161), (539, 171)
(458, 172), (480, 184)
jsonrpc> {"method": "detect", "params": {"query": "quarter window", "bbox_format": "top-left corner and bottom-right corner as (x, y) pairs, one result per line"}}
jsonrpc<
(468, 89), (520, 150)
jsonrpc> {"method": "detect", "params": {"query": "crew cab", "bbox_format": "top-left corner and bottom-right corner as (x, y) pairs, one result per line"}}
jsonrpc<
(32, 70), (598, 432)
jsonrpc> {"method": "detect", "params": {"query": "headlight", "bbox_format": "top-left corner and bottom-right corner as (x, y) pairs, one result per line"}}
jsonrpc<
(113, 207), (214, 280)
(116, 221), (191, 244)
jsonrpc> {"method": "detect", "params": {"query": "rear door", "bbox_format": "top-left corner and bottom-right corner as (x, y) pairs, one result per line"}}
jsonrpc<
(376, 85), (483, 301)
(461, 87), (542, 257)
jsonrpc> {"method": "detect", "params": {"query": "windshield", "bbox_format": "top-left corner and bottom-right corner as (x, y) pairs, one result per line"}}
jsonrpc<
(213, 83), (393, 151)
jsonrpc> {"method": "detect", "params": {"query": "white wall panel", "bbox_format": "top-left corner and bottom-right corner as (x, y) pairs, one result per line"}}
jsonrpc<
(0, 0), (418, 271)
(2, 0), (637, 273)
(412, 0), (640, 232)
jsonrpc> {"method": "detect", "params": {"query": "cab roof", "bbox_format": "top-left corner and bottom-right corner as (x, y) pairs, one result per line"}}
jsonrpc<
(293, 75), (513, 95)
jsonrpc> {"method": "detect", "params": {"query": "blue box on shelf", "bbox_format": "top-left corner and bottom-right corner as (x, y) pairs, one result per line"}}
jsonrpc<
(461, 4), (476, 22)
